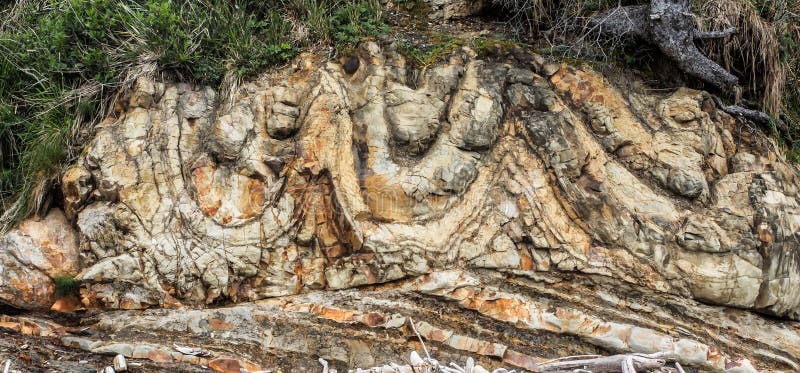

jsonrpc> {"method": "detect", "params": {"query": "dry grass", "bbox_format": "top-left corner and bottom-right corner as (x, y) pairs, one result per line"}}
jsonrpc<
(493, 0), (800, 158)
(697, 0), (792, 115)
(492, 0), (555, 33)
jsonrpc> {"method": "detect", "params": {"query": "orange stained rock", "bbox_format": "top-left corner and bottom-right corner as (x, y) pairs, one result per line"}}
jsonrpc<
(208, 317), (235, 331)
(208, 357), (262, 373)
(360, 312), (385, 327)
(308, 304), (357, 323)
(0, 316), (65, 338)
(237, 177), (268, 219)
(502, 349), (543, 372)
(476, 296), (531, 324)
(758, 225), (774, 244)
(362, 174), (415, 222)
(146, 349), (173, 364)
(192, 165), (222, 217)
(51, 296), (82, 313)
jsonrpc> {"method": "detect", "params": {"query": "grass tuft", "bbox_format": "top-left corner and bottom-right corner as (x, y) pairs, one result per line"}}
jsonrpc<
(399, 35), (467, 69)
(53, 275), (81, 297)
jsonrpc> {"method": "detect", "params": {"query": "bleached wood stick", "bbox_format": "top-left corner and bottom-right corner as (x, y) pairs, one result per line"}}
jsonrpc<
(539, 353), (666, 372)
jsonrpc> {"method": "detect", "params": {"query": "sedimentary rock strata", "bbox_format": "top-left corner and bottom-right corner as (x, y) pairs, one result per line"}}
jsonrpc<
(2, 42), (800, 371)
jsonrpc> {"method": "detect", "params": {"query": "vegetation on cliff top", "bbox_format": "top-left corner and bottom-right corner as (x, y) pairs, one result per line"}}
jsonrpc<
(0, 0), (386, 230)
(492, 0), (800, 157)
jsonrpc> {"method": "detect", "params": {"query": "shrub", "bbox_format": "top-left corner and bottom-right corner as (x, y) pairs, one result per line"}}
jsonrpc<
(331, 0), (388, 47)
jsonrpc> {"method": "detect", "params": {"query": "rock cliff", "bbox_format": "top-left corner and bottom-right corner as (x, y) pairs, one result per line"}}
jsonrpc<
(2, 42), (800, 372)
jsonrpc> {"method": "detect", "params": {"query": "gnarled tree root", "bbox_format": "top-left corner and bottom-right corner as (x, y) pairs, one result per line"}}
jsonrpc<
(589, 0), (738, 91)
(711, 95), (789, 133)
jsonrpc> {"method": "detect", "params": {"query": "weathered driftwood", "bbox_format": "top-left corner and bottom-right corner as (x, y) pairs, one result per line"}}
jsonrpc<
(344, 317), (672, 373)
(340, 351), (680, 373)
(539, 353), (666, 373)
(589, 0), (738, 91)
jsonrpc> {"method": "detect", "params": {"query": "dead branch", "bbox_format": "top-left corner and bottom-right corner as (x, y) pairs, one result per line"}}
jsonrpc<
(407, 318), (431, 360)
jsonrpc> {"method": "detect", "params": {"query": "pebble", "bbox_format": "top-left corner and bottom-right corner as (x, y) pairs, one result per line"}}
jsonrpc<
(542, 63), (562, 76)
(113, 354), (127, 372)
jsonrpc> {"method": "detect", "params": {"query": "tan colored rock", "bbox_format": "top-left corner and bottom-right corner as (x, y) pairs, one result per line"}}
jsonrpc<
(36, 275), (800, 371)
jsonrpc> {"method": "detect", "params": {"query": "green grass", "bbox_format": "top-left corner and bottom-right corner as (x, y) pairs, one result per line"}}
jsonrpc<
(0, 0), (387, 231)
(399, 35), (467, 68)
(53, 275), (81, 296)
(472, 37), (518, 57)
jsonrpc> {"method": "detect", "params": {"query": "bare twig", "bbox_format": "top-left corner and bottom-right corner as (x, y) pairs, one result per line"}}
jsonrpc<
(464, 357), (474, 373)
(407, 318), (431, 360)
(621, 356), (635, 373)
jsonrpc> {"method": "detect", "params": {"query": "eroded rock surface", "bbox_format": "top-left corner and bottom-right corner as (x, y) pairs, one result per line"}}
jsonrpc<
(0, 210), (79, 309)
(3, 43), (800, 371)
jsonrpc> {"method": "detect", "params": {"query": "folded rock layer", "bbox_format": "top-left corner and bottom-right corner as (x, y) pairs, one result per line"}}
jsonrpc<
(2, 43), (800, 371)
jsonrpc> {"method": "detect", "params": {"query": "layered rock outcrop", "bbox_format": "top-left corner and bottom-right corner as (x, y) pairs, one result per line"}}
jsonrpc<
(2, 42), (800, 371)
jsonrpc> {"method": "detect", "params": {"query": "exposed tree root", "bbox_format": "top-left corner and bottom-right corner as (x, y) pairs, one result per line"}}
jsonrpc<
(587, 0), (786, 133)
(589, 0), (738, 91)
(711, 95), (788, 133)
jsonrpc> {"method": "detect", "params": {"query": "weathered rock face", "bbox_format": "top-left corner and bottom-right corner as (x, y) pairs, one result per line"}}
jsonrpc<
(0, 210), (79, 309)
(3, 43), (800, 371)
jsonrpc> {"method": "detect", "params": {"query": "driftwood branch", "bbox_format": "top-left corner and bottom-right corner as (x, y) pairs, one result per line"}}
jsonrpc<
(589, 0), (739, 91)
(344, 352), (679, 373)
(539, 353), (666, 373)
